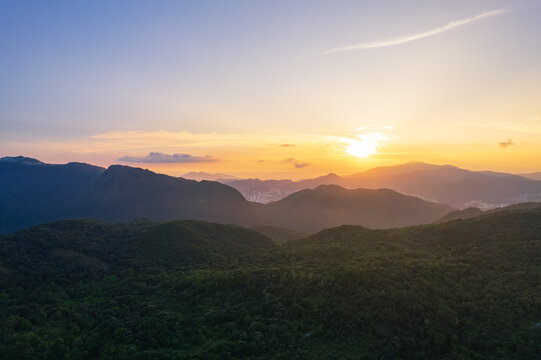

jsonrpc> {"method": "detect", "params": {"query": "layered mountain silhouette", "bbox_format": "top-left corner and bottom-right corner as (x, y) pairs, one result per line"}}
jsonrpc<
(0, 156), (452, 233)
(223, 173), (342, 203)
(222, 161), (541, 208)
(343, 162), (541, 208)
(66, 165), (263, 226)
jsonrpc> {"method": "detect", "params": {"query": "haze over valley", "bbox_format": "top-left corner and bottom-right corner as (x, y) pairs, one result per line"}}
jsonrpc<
(198, 162), (541, 208)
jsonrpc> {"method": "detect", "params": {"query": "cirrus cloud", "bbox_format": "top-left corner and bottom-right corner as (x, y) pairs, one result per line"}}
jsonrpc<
(321, 9), (508, 54)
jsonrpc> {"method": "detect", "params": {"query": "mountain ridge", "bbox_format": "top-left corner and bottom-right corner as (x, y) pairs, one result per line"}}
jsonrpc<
(223, 161), (541, 207)
(264, 184), (452, 232)
(1, 156), (453, 234)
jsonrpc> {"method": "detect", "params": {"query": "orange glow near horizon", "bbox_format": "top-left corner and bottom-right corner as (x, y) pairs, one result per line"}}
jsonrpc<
(2, 2), (540, 180)
(2, 127), (541, 180)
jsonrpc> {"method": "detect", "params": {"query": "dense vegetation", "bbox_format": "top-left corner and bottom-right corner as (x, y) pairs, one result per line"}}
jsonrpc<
(1, 209), (541, 359)
(251, 225), (308, 243)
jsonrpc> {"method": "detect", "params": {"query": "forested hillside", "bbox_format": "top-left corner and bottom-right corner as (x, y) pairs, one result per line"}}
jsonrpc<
(436, 202), (541, 223)
(1, 210), (540, 359)
(263, 185), (452, 232)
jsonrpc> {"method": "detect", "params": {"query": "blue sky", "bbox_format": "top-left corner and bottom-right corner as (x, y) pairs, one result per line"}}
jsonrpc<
(1, 0), (540, 177)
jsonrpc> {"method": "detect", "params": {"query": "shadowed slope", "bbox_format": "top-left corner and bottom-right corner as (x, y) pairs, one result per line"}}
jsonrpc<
(262, 184), (452, 232)
(0, 157), (105, 233)
(69, 165), (264, 226)
(1, 158), (460, 234)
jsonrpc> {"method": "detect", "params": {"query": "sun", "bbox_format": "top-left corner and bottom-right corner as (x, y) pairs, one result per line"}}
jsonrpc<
(346, 139), (376, 158)
(345, 133), (388, 158)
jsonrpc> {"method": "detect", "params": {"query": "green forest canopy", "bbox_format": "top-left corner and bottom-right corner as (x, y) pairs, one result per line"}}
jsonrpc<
(1, 209), (541, 359)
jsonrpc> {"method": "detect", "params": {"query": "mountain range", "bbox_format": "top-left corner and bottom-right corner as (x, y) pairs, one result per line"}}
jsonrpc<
(0, 156), (452, 234)
(221, 162), (541, 208)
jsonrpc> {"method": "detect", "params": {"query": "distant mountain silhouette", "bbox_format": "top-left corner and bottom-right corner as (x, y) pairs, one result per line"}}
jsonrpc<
(222, 173), (342, 203)
(67, 165), (264, 226)
(342, 162), (541, 208)
(0, 156), (105, 233)
(519, 172), (541, 181)
(224, 162), (541, 208)
(0, 157), (456, 233)
(182, 171), (240, 181)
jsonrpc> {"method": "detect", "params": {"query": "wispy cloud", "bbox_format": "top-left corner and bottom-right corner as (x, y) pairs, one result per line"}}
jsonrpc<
(499, 139), (514, 148)
(280, 144), (295, 147)
(321, 9), (508, 54)
(118, 152), (218, 163)
(283, 157), (311, 168)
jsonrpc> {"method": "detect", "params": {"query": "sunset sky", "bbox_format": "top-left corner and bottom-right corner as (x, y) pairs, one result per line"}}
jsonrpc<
(1, 0), (540, 179)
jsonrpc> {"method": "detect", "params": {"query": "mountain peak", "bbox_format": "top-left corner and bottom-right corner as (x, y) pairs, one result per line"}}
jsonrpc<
(0, 156), (44, 165)
(404, 161), (429, 166)
(317, 172), (341, 180)
(106, 164), (157, 176)
(401, 161), (439, 169)
(313, 184), (345, 192)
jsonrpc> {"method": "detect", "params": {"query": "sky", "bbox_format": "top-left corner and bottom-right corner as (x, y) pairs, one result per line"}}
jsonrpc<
(1, 0), (540, 179)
